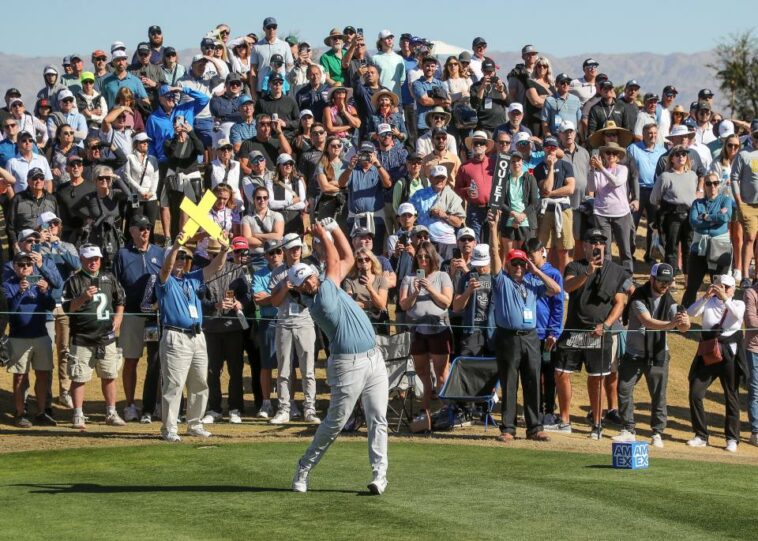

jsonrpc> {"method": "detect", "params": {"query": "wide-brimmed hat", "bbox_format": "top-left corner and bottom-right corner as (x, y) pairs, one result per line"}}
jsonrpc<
(671, 105), (687, 116)
(326, 85), (353, 102)
(589, 121), (633, 149)
(666, 124), (695, 142)
(599, 142), (627, 159)
(370, 89), (399, 109)
(464, 130), (494, 153)
(424, 106), (451, 127)
(323, 28), (345, 47)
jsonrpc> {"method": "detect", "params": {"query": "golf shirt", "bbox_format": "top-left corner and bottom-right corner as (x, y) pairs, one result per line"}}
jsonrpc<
(156, 269), (204, 330)
(492, 271), (546, 330)
(308, 277), (375, 355)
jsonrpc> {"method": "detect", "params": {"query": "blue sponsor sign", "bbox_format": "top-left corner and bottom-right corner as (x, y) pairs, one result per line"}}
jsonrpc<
(612, 441), (649, 470)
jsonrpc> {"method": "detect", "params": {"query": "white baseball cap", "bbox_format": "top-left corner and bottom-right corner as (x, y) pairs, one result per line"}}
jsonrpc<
(507, 103), (524, 114)
(429, 165), (447, 178)
(558, 120), (576, 133)
(112, 50), (128, 60)
(80, 245), (103, 259)
(110, 41), (126, 53)
(717, 274), (736, 288)
(37, 211), (60, 228)
(378, 29), (394, 39)
(470, 244), (491, 267)
(276, 153), (295, 165)
(57, 89), (74, 102)
(377, 123), (392, 135)
(718, 120), (735, 139)
(513, 132), (531, 145)
(288, 262), (317, 287)
(299, 109), (314, 119)
(282, 232), (303, 249)
(397, 202), (417, 216)
(456, 227), (476, 241)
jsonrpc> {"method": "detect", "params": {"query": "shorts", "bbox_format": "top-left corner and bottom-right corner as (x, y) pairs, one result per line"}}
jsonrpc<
(739, 202), (758, 237)
(556, 332), (612, 376)
(6, 336), (54, 374)
(538, 208), (575, 250)
(68, 342), (123, 383)
(119, 315), (146, 359)
(410, 329), (453, 356)
(194, 117), (214, 148)
(499, 223), (532, 241)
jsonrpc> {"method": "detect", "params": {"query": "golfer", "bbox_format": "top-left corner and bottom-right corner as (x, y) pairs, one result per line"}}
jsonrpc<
(290, 219), (389, 495)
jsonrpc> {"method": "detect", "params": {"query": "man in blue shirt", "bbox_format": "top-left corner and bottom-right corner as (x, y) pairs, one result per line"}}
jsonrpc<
(100, 50), (149, 109)
(146, 84), (210, 164)
(523, 239), (564, 427)
(490, 240), (561, 443)
(412, 56), (450, 135)
(627, 123), (666, 263)
(155, 231), (230, 442)
(291, 219), (389, 495)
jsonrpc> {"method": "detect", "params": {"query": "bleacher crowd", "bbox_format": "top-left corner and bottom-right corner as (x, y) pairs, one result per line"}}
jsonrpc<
(0, 18), (757, 450)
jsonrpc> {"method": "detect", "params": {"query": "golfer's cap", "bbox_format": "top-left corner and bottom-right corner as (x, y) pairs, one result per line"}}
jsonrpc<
(288, 262), (317, 287)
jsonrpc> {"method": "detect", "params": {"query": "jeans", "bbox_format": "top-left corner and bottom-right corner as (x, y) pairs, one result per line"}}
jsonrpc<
(466, 206), (490, 243)
(688, 351), (740, 442)
(617, 355), (669, 434)
(633, 187), (657, 259)
(748, 351), (758, 434)
(298, 347), (388, 476)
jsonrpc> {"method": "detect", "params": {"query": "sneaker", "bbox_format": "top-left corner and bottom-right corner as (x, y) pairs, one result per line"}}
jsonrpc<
(368, 475), (388, 495)
(72, 414), (86, 429)
(57, 391), (73, 409)
(304, 411), (321, 424)
(201, 410), (223, 424)
(123, 404), (139, 422)
(34, 412), (58, 426)
(229, 409), (242, 424)
(651, 433), (664, 448)
(105, 413), (126, 426)
(612, 429), (636, 442)
(725, 439), (738, 453)
(269, 410), (290, 425)
(740, 277), (752, 289)
(750, 433), (758, 447)
(140, 413), (152, 424)
(589, 425), (603, 440)
(292, 462), (310, 493)
(14, 416), (32, 428)
(604, 409), (623, 426)
(257, 401), (273, 419)
(290, 402), (302, 419)
(541, 413), (559, 426)
(187, 425), (212, 438)
(161, 431), (181, 443)
(544, 422), (572, 433)
(733, 269), (743, 282)
(687, 436), (708, 447)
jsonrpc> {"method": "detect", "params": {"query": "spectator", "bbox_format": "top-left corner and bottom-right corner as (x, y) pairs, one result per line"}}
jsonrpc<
(342, 32), (371, 87)
(193, 184), (240, 267)
(46, 123), (84, 187)
(238, 113), (293, 173)
(470, 58), (507, 133)
(209, 73), (249, 144)
(386, 201), (418, 256)
(398, 241), (453, 422)
(255, 73), (300, 138)
(709, 133), (742, 280)
(322, 86), (360, 142)
(82, 165), (128, 268)
(542, 73), (581, 138)
(36, 65), (66, 109)
(421, 127), (461, 185)
(62, 244), (126, 429)
(524, 56), (554, 138)
(229, 95), (257, 154)
(455, 130), (495, 241)
(3, 251), (56, 428)
(469, 37), (488, 82)
(55, 156), (95, 244)
(240, 185), (284, 270)
(411, 164), (465, 259)
(295, 121), (327, 194)
(99, 50), (149, 109)
(416, 107), (457, 158)
(206, 139), (243, 209)
(76, 72), (108, 133)
(8, 168), (58, 247)
(251, 17), (294, 93)
(313, 137), (348, 223)
(731, 127), (758, 288)
(392, 152), (428, 212)
(6, 132), (53, 192)
(320, 29), (346, 87)
(289, 42), (321, 97)
(81, 136), (127, 182)
(498, 150), (539, 255)
(8, 98), (47, 147)
(441, 55), (472, 106)
(587, 79), (634, 138)
(342, 247), (390, 334)
(368, 90), (407, 146)
(633, 93), (660, 141)
(613, 263), (690, 448)
(619, 80), (641, 132)
(412, 56), (450, 136)
(99, 106), (134, 161)
(176, 54), (224, 152)
(352, 65), (384, 138)
(295, 64), (329, 123)
(112, 215), (164, 423)
(350, 227), (396, 288)
(161, 47), (186, 86)
(123, 132), (160, 227)
(372, 29), (405, 97)
(743, 279), (758, 447)
(91, 50), (111, 91)
(266, 153), (307, 235)
(112, 88), (146, 132)
(686, 275), (745, 452)
(1, 117), (39, 169)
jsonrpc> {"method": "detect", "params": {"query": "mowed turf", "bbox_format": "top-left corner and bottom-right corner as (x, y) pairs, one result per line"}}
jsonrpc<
(0, 441), (756, 540)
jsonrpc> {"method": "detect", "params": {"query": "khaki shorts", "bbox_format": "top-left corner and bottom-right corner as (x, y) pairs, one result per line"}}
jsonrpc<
(739, 202), (758, 237)
(6, 336), (54, 374)
(119, 315), (146, 359)
(68, 342), (123, 383)
(538, 207), (575, 250)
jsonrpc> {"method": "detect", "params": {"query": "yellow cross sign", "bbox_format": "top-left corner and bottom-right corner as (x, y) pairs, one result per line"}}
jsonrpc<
(178, 191), (224, 245)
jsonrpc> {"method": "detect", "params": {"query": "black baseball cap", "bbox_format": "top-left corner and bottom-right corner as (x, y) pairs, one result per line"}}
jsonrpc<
(164, 46), (176, 56)
(698, 88), (714, 99)
(130, 214), (151, 229)
(472, 37), (487, 48)
(663, 85), (678, 96)
(481, 58), (496, 72)
(651, 263), (674, 283)
(584, 228), (608, 242)
(149, 25), (162, 35)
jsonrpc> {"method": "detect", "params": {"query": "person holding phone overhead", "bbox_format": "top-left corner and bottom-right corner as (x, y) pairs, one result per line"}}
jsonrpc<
(398, 241), (453, 426)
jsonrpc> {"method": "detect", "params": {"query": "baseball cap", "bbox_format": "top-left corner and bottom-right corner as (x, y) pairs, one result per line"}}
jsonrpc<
(9, 98), (23, 107)
(299, 109), (313, 119)
(137, 42), (151, 53)
(543, 136), (559, 148)
(470, 244), (491, 268)
(481, 58), (496, 72)
(276, 153), (295, 165)
(38, 99), (51, 110)
(18, 229), (40, 242)
(651, 263), (674, 283)
(596, 73), (609, 84)
(264, 239), (282, 253)
(458, 51), (472, 63)
(558, 120), (576, 133)
(81, 71), (95, 83)
(27, 167), (45, 180)
(201, 37), (216, 49)
(513, 132), (531, 145)
(132, 132), (152, 143)
(149, 25), (162, 35)
(697, 101), (712, 111)
(226, 72), (242, 84)
(506, 249), (528, 263)
(397, 202), (417, 216)
(263, 16), (278, 28)
(698, 88), (714, 99)
(269, 72), (284, 83)
(282, 232), (303, 249)
(57, 89), (74, 102)
(359, 141), (375, 154)
(584, 228), (608, 242)
(377, 123), (392, 135)
(429, 165), (447, 178)
(583, 58), (599, 68)
(643, 93), (660, 102)
(191, 53), (208, 65)
(158, 84), (176, 97)
(625, 79), (640, 89)
(351, 227), (374, 239)
(718, 120), (735, 139)
(13, 251), (34, 263)
(555, 73), (572, 84)
(507, 103), (524, 114)
(456, 227), (476, 241)
(270, 54), (284, 65)
(248, 150), (265, 162)
(37, 211), (61, 228)
(43, 65), (58, 76)
(129, 214), (151, 229)
(717, 274), (736, 288)
(411, 225), (430, 237)
(231, 236), (249, 250)
(164, 46), (176, 56)
(406, 152), (423, 162)
(472, 37), (487, 48)
(521, 44), (538, 55)
(663, 85), (678, 96)
(239, 95), (253, 106)
(216, 138), (233, 150)
(599, 80), (614, 89)
(79, 244), (103, 259)
(288, 262), (317, 287)
(62, 56), (71, 66)
(110, 41), (126, 53)
(378, 29), (394, 39)
(91, 49), (107, 58)
(67, 154), (84, 164)
(112, 50), (128, 60)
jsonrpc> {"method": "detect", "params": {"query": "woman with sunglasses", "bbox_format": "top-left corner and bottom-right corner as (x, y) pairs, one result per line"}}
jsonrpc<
(123, 133), (159, 228)
(367, 90), (407, 146)
(113, 88), (146, 132)
(240, 186), (284, 271)
(76, 72), (107, 133)
(525, 57), (555, 138)
(683, 172), (734, 307)
(267, 153), (307, 235)
(323, 87), (360, 143)
(399, 241), (453, 425)
(343, 247), (390, 335)
(83, 165), (128, 268)
(709, 134), (742, 279)
(442, 56), (472, 106)
(314, 136), (349, 225)
(193, 183), (239, 268)
(46, 123), (84, 186)
(650, 145), (699, 276)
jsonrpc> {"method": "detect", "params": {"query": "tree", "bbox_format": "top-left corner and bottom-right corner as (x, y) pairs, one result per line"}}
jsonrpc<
(709, 29), (758, 120)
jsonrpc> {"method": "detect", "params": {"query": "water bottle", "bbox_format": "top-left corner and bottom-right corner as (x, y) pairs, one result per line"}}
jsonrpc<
(236, 309), (250, 330)
(469, 182), (478, 200)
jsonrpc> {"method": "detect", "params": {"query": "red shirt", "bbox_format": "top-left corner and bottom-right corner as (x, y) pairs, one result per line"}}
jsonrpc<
(455, 155), (495, 207)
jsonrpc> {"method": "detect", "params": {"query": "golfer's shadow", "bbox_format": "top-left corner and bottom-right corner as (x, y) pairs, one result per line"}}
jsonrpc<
(13, 483), (367, 495)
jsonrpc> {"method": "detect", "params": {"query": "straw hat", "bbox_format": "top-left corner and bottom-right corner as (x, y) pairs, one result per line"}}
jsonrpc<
(464, 130), (494, 153)
(598, 142), (627, 159)
(323, 28), (345, 47)
(370, 89), (399, 109)
(589, 120), (633, 149)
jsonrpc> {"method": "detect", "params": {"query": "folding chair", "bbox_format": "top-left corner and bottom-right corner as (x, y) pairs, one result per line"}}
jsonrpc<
(438, 356), (500, 431)
(375, 332), (423, 433)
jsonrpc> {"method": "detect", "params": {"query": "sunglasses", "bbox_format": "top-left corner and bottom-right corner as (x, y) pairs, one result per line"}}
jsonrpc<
(434, 135), (447, 141)
(219, 30), (230, 36)
(24, 238), (40, 244)
(94, 56), (107, 61)
(472, 141), (488, 147)
(68, 161), (83, 167)
(4, 123), (17, 128)
(267, 248), (283, 255)
(258, 121), (271, 126)
(510, 260), (527, 267)
(281, 162), (294, 167)
(329, 143), (343, 149)
(356, 257), (371, 263)
(673, 151), (688, 157)
(255, 196), (269, 201)
(11, 103), (23, 108)
(726, 144), (740, 149)
(312, 130), (325, 136)
(31, 176), (45, 181)
(229, 81), (242, 86)
(704, 181), (721, 187)
(496, 140), (510, 145)
(89, 145), (102, 151)
(416, 254), (430, 260)
(16, 262), (33, 268)
(96, 175), (111, 181)
(60, 131), (74, 135)
(175, 254), (188, 261)
(265, 25), (278, 30)
(270, 80), (283, 86)
(588, 240), (604, 245)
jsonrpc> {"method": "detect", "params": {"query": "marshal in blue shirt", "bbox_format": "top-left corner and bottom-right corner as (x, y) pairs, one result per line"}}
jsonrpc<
(155, 269), (204, 329)
(492, 272), (547, 330)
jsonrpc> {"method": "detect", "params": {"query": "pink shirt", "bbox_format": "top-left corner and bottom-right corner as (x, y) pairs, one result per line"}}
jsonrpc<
(590, 164), (630, 218)
(743, 287), (758, 353)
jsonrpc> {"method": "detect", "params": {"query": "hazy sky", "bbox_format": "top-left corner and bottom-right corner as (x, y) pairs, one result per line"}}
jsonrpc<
(2, 0), (754, 58)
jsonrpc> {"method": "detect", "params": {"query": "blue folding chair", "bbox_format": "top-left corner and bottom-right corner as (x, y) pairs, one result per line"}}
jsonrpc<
(438, 356), (500, 431)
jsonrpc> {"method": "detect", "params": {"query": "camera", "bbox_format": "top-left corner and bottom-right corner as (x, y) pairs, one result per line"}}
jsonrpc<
(359, 152), (371, 162)
(398, 233), (409, 246)
(490, 75), (499, 84)
(357, 28), (363, 36)
(130, 193), (140, 208)
(592, 247), (601, 258)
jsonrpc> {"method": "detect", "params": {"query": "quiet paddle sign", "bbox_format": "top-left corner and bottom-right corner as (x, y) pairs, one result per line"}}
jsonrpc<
(488, 152), (511, 208)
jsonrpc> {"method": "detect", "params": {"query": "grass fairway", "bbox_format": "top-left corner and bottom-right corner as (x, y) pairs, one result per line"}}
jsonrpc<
(1, 441), (756, 540)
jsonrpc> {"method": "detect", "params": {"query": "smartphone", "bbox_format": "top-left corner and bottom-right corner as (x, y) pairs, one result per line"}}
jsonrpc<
(592, 247), (601, 259)
(357, 28), (364, 36)
(452, 248), (462, 259)
(271, 113), (279, 123)
(27, 275), (41, 286)
(415, 269), (426, 279)
(225, 290), (235, 300)
(32, 243), (42, 253)
(470, 271), (479, 281)
(676, 304), (686, 314)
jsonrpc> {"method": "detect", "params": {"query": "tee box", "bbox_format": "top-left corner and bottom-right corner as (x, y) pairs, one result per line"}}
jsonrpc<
(612, 441), (649, 469)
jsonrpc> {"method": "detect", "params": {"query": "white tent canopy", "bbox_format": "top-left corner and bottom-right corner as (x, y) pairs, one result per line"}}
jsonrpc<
(431, 40), (467, 60)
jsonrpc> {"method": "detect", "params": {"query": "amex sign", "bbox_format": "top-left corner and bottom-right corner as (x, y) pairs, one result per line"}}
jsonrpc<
(612, 441), (649, 470)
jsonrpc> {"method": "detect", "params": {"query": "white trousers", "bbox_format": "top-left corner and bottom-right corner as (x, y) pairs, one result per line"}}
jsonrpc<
(160, 330), (209, 435)
(298, 347), (389, 477)
(275, 324), (317, 413)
